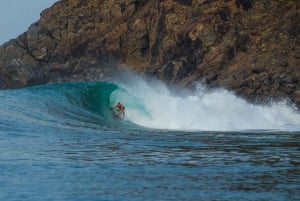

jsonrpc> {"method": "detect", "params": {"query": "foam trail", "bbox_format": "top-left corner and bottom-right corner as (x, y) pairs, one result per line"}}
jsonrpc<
(115, 76), (300, 131)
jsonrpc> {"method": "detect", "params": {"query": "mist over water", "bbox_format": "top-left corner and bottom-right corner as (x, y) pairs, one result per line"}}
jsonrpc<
(112, 74), (300, 131)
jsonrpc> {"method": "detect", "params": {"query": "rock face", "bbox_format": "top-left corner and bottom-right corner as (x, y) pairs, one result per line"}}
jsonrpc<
(0, 0), (299, 107)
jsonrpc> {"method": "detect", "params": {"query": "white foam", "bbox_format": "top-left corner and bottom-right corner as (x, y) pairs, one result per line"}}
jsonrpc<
(114, 75), (300, 131)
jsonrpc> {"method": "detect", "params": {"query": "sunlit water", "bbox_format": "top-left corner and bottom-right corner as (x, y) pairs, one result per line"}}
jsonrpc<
(0, 77), (299, 201)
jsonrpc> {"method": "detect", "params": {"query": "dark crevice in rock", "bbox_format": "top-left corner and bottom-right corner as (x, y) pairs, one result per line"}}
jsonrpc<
(236, 0), (254, 11)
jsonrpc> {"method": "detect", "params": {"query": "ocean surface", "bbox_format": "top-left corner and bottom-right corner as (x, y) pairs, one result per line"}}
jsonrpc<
(0, 75), (299, 201)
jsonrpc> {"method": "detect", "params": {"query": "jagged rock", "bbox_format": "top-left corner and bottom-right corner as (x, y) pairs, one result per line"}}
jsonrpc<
(0, 0), (299, 108)
(272, 55), (288, 67)
(206, 71), (218, 83)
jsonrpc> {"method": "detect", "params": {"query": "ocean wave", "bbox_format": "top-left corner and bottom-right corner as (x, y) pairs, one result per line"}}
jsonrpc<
(0, 79), (299, 132)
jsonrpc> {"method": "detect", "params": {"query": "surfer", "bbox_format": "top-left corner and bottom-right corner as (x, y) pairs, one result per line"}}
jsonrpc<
(115, 102), (125, 117)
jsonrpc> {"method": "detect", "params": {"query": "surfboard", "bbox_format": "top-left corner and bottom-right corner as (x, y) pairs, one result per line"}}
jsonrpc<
(111, 107), (125, 119)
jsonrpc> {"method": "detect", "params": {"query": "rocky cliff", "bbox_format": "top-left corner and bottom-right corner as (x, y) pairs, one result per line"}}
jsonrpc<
(0, 0), (299, 107)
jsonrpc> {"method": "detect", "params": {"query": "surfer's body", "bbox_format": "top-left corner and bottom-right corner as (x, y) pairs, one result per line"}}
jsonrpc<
(114, 102), (125, 118)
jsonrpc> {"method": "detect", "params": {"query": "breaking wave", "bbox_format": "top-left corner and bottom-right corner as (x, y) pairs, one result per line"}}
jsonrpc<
(1, 76), (300, 132)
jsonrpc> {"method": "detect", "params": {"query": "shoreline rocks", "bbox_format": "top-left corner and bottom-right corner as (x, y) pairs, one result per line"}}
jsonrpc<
(0, 0), (299, 108)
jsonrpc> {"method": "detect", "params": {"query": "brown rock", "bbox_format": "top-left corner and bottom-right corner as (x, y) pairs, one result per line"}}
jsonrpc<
(0, 0), (299, 108)
(294, 90), (300, 106)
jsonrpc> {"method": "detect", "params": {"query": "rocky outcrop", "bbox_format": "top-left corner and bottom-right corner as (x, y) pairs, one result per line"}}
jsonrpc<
(0, 0), (299, 107)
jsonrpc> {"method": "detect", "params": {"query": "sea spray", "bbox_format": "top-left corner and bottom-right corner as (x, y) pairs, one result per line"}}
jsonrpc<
(114, 76), (300, 131)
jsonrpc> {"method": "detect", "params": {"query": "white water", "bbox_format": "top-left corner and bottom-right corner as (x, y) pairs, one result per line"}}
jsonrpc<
(113, 74), (300, 131)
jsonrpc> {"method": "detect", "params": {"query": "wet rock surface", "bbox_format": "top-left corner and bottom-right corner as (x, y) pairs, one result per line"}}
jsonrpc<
(0, 0), (299, 108)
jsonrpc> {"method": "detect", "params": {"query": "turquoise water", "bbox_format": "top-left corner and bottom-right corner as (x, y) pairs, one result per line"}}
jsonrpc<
(0, 81), (299, 201)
